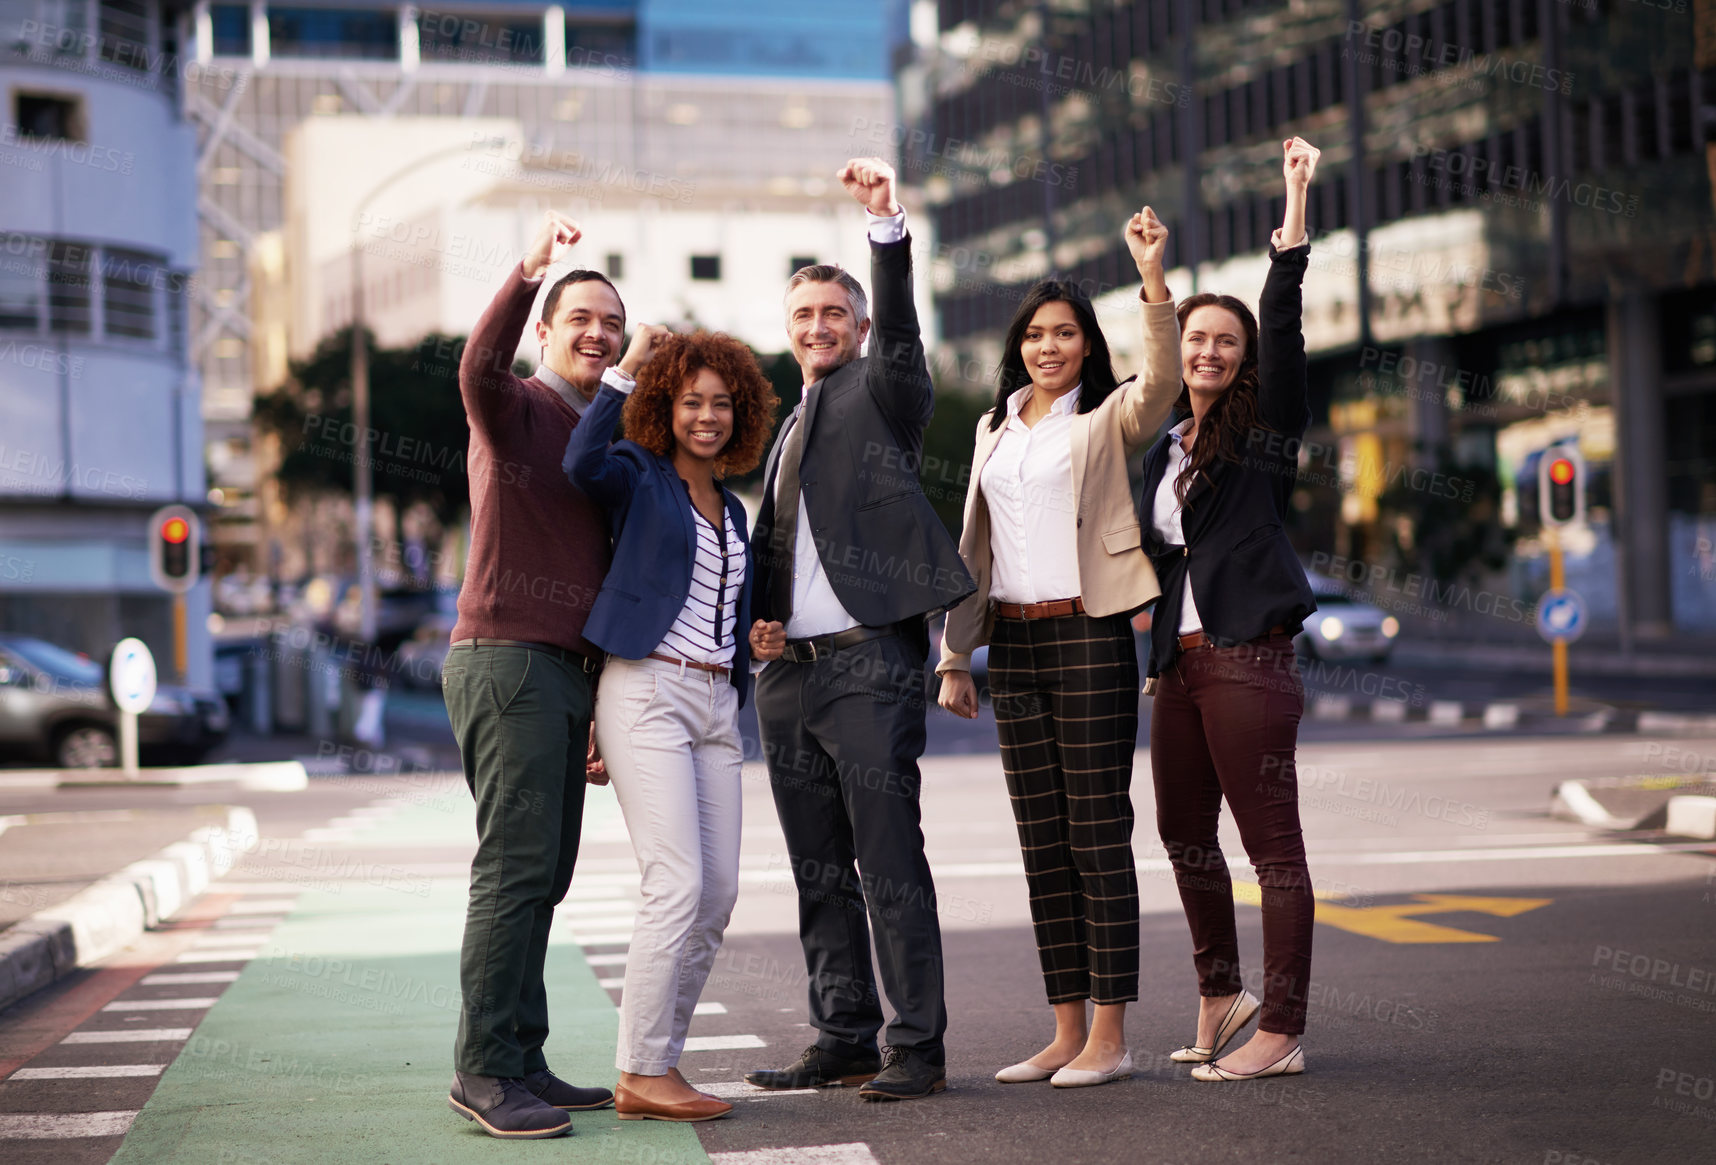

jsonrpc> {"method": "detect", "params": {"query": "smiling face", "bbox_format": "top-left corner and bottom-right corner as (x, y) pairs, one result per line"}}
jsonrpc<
(671, 367), (734, 469)
(535, 279), (625, 392)
(1181, 304), (1247, 398)
(785, 280), (869, 384)
(1019, 300), (1089, 396)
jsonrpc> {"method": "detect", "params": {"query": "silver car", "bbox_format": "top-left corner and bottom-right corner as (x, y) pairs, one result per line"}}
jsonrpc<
(1295, 571), (1400, 663)
(0, 635), (230, 768)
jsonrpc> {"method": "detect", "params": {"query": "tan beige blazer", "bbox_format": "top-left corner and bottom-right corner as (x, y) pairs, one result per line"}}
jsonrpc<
(938, 296), (1182, 673)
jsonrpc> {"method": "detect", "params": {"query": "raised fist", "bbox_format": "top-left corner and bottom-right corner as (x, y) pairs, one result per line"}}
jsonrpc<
(524, 210), (581, 280)
(1283, 137), (1320, 193)
(838, 157), (900, 217)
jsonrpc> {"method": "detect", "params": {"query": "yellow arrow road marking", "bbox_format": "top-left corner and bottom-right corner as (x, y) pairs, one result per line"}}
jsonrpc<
(1230, 882), (1552, 943)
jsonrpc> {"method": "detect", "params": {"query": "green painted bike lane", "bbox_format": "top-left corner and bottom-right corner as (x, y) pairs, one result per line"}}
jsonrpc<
(111, 795), (708, 1165)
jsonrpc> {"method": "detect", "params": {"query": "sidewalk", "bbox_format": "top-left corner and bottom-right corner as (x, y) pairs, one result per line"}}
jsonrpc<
(109, 796), (707, 1164)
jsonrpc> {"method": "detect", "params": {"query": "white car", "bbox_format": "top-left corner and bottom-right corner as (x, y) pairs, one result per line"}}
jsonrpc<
(1296, 571), (1400, 663)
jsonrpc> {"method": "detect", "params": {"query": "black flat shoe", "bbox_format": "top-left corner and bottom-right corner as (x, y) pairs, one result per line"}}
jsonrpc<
(744, 1044), (881, 1090)
(523, 1068), (615, 1110)
(858, 1046), (946, 1102)
(448, 1072), (571, 1139)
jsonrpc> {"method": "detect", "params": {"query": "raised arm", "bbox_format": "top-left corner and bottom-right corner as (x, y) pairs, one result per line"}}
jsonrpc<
(561, 324), (670, 507)
(1116, 205), (1182, 449)
(841, 157), (934, 430)
(459, 211), (581, 437)
(1257, 138), (1316, 437)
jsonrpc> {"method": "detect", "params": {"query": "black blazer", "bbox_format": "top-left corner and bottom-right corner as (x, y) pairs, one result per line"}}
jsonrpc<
(750, 233), (975, 629)
(1138, 241), (1318, 677)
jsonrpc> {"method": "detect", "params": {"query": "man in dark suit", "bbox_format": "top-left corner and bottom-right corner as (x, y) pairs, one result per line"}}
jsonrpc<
(743, 157), (975, 1102)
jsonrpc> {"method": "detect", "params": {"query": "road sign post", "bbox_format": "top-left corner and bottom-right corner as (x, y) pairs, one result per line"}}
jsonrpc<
(1536, 448), (1587, 716)
(109, 638), (158, 777)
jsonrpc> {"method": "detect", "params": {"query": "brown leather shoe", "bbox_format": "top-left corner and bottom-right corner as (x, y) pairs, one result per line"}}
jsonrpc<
(614, 1083), (733, 1123)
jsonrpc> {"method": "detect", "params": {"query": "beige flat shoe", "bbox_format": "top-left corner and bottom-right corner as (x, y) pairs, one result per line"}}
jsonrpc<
(1169, 991), (1261, 1063)
(1190, 1045), (1305, 1082)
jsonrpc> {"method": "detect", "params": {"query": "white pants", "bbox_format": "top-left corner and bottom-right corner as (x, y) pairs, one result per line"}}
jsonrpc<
(595, 655), (744, 1075)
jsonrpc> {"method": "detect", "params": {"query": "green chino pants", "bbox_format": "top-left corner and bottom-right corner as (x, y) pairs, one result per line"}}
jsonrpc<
(442, 642), (593, 1077)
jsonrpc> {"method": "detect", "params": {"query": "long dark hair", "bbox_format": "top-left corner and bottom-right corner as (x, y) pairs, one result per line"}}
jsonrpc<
(1172, 292), (1264, 505)
(986, 279), (1122, 432)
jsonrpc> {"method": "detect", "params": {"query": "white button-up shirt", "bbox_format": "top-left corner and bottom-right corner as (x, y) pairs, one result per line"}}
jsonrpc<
(981, 383), (1083, 604)
(776, 206), (907, 640)
(1150, 417), (1203, 633)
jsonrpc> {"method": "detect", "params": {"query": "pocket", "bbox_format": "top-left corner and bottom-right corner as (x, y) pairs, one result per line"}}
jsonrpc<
(1232, 523), (1281, 552)
(487, 649), (535, 715)
(1101, 522), (1142, 555)
(857, 490), (915, 511)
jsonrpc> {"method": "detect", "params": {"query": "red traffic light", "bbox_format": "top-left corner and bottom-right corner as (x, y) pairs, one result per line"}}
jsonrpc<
(1548, 458), (1575, 486)
(161, 517), (190, 543)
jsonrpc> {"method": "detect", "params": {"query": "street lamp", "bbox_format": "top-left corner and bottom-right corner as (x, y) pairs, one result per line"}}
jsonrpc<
(348, 136), (510, 645)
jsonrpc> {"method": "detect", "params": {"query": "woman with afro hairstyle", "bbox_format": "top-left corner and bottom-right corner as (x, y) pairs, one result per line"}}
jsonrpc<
(563, 326), (780, 1123)
(1140, 138), (1322, 1083)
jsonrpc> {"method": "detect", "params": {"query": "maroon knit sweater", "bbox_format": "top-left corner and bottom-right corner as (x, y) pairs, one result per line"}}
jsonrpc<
(451, 265), (610, 656)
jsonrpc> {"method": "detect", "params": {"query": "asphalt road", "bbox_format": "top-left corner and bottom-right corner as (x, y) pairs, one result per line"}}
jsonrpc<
(2, 734), (1713, 1163)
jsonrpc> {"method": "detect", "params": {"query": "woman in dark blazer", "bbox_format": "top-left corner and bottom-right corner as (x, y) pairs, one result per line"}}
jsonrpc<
(1140, 138), (1321, 1082)
(563, 328), (779, 1122)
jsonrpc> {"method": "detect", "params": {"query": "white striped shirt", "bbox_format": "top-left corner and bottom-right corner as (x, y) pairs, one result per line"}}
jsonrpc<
(656, 497), (745, 666)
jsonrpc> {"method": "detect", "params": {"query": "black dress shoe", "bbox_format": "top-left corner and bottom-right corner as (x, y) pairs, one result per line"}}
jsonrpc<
(744, 1044), (881, 1090)
(523, 1068), (615, 1110)
(858, 1047), (947, 1102)
(448, 1071), (572, 1138)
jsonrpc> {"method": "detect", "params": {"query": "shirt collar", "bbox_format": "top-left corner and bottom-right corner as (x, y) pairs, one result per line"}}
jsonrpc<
(1169, 417), (1195, 445)
(535, 363), (593, 417)
(1005, 382), (1083, 418)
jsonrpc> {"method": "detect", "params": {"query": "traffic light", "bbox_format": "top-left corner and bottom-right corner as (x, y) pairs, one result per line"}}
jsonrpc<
(1537, 447), (1585, 529)
(148, 505), (202, 593)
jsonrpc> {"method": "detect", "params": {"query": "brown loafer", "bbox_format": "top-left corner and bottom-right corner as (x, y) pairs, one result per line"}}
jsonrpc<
(614, 1083), (733, 1123)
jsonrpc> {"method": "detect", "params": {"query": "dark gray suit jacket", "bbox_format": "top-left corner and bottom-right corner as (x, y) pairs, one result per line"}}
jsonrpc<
(750, 233), (975, 629)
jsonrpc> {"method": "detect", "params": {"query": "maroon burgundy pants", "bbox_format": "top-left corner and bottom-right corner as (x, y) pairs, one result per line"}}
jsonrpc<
(1148, 631), (1313, 1035)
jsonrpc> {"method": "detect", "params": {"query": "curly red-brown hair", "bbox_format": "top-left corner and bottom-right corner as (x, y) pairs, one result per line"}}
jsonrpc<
(622, 331), (780, 478)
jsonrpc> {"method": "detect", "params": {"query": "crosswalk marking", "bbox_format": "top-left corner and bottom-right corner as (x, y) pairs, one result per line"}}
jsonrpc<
(569, 931), (635, 946)
(103, 998), (218, 1011)
(175, 950), (260, 963)
(225, 899), (298, 914)
(694, 1002), (727, 1016)
(583, 952), (628, 967)
(683, 1035), (766, 1052)
(700, 1081), (815, 1100)
(190, 933), (271, 947)
(10, 1065), (165, 1080)
(0, 1111), (140, 1139)
(709, 1144), (879, 1164)
(141, 972), (239, 985)
(62, 1029), (193, 1044)
(597, 977), (625, 989)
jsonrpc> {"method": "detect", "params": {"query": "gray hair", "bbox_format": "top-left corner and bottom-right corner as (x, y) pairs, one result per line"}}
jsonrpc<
(784, 263), (868, 324)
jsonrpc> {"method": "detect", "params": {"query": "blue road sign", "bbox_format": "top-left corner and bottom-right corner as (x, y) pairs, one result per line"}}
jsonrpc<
(1536, 588), (1587, 644)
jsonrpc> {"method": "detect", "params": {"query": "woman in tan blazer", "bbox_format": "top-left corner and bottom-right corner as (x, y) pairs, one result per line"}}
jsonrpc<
(937, 207), (1181, 1088)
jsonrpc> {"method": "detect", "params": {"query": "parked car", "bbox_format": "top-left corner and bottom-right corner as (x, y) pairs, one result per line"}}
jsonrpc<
(0, 635), (230, 768)
(1295, 571), (1400, 663)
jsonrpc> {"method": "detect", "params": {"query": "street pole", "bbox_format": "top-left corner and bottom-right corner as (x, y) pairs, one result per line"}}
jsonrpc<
(172, 593), (188, 682)
(349, 239), (376, 647)
(1548, 527), (1568, 717)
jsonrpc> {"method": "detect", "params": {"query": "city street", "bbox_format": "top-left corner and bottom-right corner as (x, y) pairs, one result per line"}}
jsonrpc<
(2, 731), (1712, 1163)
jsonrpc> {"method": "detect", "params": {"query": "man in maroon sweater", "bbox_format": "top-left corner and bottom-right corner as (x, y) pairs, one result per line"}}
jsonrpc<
(443, 212), (620, 1140)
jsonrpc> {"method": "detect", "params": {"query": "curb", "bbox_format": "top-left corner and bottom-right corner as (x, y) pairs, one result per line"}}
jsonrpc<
(36, 761), (307, 792)
(1307, 696), (1614, 732)
(1665, 796), (1716, 840)
(0, 805), (259, 1013)
(1549, 780), (1641, 830)
(1549, 776), (1716, 832)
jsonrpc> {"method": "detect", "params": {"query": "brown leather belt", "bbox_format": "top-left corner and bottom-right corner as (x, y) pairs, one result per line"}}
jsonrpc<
(646, 651), (731, 679)
(1177, 625), (1287, 652)
(994, 597), (1086, 620)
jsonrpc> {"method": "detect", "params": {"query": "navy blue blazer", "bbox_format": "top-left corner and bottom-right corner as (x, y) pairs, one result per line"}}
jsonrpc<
(562, 383), (756, 707)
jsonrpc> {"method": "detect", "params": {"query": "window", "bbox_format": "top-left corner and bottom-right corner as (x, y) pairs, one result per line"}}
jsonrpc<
(690, 255), (721, 281)
(418, 10), (544, 65)
(14, 93), (83, 142)
(788, 256), (816, 276)
(98, 0), (153, 71)
(47, 242), (92, 335)
(605, 252), (624, 280)
(0, 236), (43, 330)
(268, 8), (398, 60)
(210, 4), (251, 56)
(565, 22), (637, 70)
(104, 249), (157, 340)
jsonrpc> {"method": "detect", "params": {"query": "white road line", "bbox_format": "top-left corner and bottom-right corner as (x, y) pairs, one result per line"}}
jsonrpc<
(683, 1035), (766, 1052)
(694, 1002), (727, 1016)
(582, 952), (628, 967)
(174, 950), (259, 963)
(62, 1029), (193, 1044)
(191, 934), (272, 947)
(699, 1081), (814, 1100)
(102, 999), (218, 1011)
(10, 1065), (165, 1080)
(212, 916), (283, 929)
(1331, 841), (1716, 865)
(0, 1111), (140, 1139)
(597, 977), (625, 989)
(710, 1144), (879, 1165)
(569, 932), (635, 946)
(226, 899), (298, 914)
(141, 972), (239, 985)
